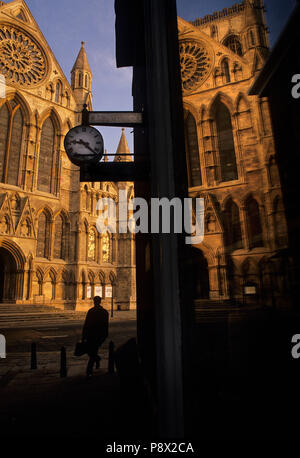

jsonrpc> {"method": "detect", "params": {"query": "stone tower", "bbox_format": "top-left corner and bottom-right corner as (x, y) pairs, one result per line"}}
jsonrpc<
(71, 41), (92, 110)
(178, 1), (290, 308)
(0, 0), (136, 311)
(114, 128), (133, 162)
(114, 129), (136, 310)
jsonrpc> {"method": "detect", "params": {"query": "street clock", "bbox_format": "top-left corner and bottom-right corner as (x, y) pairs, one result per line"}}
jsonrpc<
(64, 125), (104, 166)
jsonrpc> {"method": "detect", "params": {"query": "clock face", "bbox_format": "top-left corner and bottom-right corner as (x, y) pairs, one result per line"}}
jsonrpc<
(64, 125), (104, 166)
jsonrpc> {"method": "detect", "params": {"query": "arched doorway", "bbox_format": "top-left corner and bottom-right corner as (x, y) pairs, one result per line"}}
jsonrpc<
(190, 248), (210, 299)
(0, 241), (25, 303)
(0, 248), (17, 302)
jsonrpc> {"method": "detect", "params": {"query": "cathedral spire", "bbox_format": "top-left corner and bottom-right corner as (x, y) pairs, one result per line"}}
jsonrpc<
(114, 129), (132, 162)
(72, 41), (92, 74)
(71, 41), (92, 110)
(243, 0), (269, 62)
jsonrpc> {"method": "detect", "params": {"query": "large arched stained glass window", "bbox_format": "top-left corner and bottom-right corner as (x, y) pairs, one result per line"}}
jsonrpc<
(53, 214), (65, 259)
(37, 118), (56, 194)
(215, 102), (238, 182)
(185, 111), (202, 187)
(0, 103), (9, 182)
(102, 232), (110, 263)
(0, 100), (24, 186)
(88, 229), (96, 261)
(221, 59), (231, 83)
(223, 35), (243, 56)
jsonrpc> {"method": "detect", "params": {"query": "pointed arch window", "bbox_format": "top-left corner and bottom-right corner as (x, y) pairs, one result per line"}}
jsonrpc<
(50, 271), (56, 300)
(184, 111), (202, 187)
(102, 232), (110, 263)
(81, 271), (86, 299)
(54, 214), (66, 259)
(85, 74), (88, 88)
(68, 272), (75, 300)
(36, 211), (51, 258)
(0, 100), (25, 186)
(246, 197), (264, 248)
(84, 222), (89, 261)
(36, 270), (43, 295)
(223, 35), (243, 56)
(249, 30), (255, 46)
(222, 59), (231, 83)
(215, 102), (238, 182)
(78, 72), (83, 87)
(259, 27), (266, 47)
(83, 185), (89, 210)
(38, 117), (57, 194)
(224, 199), (243, 250)
(55, 81), (62, 104)
(62, 271), (69, 300)
(273, 197), (287, 248)
(88, 228), (96, 261)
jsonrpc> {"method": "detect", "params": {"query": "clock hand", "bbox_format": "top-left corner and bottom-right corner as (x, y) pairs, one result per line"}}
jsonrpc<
(71, 138), (97, 154)
(85, 144), (97, 154)
(79, 139), (97, 154)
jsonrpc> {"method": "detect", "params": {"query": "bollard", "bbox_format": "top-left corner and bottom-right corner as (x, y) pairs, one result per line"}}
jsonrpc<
(31, 342), (37, 370)
(108, 341), (115, 374)
(60, 346), (67, 378)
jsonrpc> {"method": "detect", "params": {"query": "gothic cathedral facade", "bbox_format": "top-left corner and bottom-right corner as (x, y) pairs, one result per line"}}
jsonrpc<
(179, 0), (291, 308)
(0, 0), (136, 310)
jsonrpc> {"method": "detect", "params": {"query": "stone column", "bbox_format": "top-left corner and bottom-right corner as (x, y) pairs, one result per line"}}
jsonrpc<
(16, 269), (24, 301)
(48, 218), (54, 260)
(76, 221), (82, 262)
(240, 205), (250, 250)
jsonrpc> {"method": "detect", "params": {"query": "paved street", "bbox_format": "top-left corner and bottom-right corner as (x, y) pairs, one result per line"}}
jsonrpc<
(0, 310), (136, 382)
(0, 310), (154, 439)
(0, 309), (141, 438)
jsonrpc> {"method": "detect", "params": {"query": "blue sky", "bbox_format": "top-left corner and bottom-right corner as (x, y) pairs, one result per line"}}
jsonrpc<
(23, 0), (296, 155)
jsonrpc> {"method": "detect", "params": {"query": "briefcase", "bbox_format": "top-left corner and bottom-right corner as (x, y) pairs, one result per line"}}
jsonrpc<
(74, 341), (87, 357)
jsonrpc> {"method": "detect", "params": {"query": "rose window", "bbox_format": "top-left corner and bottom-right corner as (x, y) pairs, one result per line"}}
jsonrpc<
(0, 25), (47, 86)
(179, 41), (212, 93)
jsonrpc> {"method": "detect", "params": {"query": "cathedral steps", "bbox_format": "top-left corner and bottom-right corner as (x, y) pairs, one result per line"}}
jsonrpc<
(0, 303), (86, 329)
(194, 299), (261, 323)
(0, 304), (61, 314)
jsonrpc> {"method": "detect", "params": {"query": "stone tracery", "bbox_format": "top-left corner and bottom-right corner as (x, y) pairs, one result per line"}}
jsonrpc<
(0, 24), (47, 86)
(179, 40), (212, 93)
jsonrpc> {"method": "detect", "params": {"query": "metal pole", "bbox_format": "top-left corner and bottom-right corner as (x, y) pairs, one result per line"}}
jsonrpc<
(142, 0), (186, 438)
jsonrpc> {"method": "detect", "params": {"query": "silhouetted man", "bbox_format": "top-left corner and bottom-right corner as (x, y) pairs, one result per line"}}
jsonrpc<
(82, 296), (109, 377)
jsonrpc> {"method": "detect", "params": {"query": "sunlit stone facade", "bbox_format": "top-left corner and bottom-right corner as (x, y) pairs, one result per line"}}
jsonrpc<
(0, 0), (136, 311)
(179, 0), (291, 307)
